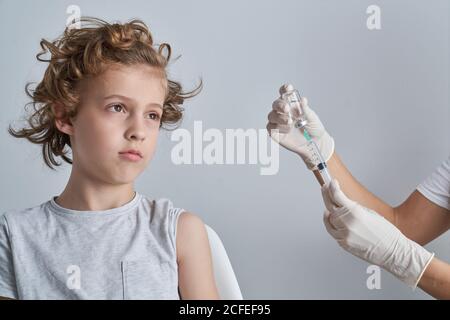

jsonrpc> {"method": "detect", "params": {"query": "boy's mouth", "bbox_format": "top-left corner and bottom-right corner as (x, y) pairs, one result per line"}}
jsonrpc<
(119, 149), (143, 158)
(119, 152), (143, 162)
(119, 149), (143, 162)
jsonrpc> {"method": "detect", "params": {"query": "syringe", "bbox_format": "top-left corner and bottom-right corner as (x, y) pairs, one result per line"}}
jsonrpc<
(302, 127), (332, 185)
(282, 88), (332, 185)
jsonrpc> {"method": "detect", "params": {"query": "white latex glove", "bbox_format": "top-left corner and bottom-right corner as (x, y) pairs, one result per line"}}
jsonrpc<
(321, 179), (435, 288)
(266, 84), (334, 170)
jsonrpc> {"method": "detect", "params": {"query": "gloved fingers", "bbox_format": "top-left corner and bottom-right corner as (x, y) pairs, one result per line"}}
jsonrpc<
(266, 122), (290, 135)
(299, 98), (327, 136)
(328, 208), (352, 229)
(328, 179), (355, 208)
(336, 239), (351, 251)
(267, 110), (292, 125)
(323, 210), (346, 240)
(321, 181), (349, 212)
(272, 98), (290, 113)
(300, 97), (309, 111)
(321, 193), (353, 228)
(321, 182), (334, 212)
(279, 83), (295, 95)
(301, 97), (320, 117)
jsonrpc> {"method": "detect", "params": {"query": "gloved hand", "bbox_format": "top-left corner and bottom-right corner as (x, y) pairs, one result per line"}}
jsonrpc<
(266, 84), (334, 170)
(321, 179), (435, 288)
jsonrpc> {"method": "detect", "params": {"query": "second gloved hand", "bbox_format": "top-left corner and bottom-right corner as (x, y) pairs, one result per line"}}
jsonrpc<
(321, 179), (435, 288)
(266, 84), (334, 170)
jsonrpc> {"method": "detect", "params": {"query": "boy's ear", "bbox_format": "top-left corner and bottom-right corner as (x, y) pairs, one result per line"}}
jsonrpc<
(52, 102), (74, 136)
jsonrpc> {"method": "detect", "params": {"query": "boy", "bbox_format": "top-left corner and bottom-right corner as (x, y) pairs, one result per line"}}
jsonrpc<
(1, 17), (219, 300)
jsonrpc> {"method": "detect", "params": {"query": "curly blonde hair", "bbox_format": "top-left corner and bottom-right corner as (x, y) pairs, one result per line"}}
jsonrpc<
(8, 16), (202, 170)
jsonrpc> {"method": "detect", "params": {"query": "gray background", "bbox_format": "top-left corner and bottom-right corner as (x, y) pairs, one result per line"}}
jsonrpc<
(0, 0), (448, 299)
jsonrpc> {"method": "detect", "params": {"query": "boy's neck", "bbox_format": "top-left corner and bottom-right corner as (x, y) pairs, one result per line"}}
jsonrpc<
(55, 169), (136, 211)
(55, 188), (136, 212)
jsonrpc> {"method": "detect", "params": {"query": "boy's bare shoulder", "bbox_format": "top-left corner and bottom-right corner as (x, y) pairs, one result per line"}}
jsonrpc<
(176, 211), (208, 258)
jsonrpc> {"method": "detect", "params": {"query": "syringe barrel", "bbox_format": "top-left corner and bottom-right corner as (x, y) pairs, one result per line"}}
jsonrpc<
(309, 139), (328, 167)
(309, 135), (332, 184)
(320, 167), (332, 185)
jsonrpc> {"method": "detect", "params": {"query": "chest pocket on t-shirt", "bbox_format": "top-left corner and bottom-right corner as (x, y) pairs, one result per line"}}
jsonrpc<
(121, 259), (178, 300)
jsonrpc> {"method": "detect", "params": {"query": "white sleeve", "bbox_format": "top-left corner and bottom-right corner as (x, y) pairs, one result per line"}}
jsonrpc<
(416, 156), (450, 210)
(0, 214), (18, 299)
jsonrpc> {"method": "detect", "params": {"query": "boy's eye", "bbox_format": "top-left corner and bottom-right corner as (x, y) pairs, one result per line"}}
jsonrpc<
(108, 104), (124, 113)
(108, 104), (161, 121)
(148, 113), (161, 121)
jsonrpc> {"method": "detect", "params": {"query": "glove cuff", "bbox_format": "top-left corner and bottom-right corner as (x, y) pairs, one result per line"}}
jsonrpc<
(413, 252), (435, 290)
(389, 239), (435, 289)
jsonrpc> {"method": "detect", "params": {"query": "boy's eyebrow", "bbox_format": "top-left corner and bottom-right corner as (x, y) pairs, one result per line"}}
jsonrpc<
(103, 94), (163, 109)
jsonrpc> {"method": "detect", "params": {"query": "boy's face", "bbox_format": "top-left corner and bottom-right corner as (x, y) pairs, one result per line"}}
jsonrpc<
(64, 63), (166, 185)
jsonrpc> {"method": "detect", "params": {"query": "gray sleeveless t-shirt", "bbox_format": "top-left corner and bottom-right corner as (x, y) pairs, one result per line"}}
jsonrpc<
(0, 192), (184, 300)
